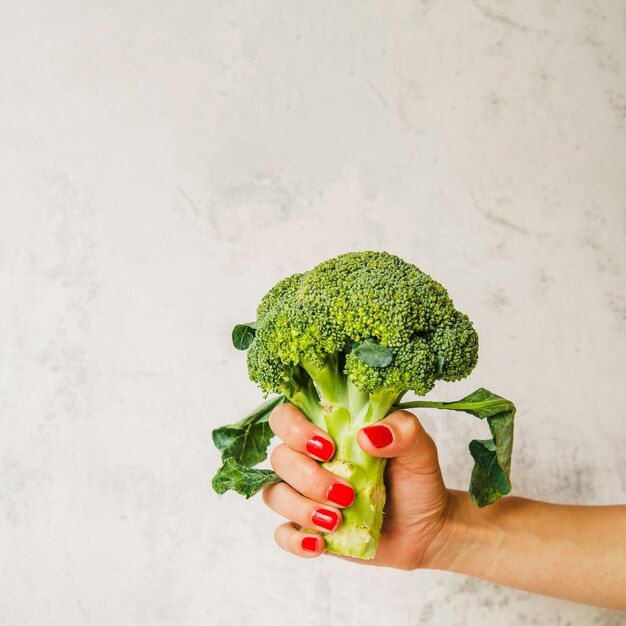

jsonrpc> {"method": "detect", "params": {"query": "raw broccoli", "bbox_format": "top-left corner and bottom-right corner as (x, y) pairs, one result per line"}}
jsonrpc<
(212, 251), (516, 559)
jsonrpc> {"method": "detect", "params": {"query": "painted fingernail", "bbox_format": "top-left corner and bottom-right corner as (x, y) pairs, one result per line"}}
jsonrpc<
(301, 536), (319, 553)
(362, 424), (393, 448)
(306, 435), (334, 461)
(327, 483), (355, 507)
(311, 508), (339, 531)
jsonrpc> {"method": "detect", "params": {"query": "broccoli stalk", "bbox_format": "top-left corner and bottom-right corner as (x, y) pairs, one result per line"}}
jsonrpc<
(212, 252), (516, 560)
(287, 358), (398, 558)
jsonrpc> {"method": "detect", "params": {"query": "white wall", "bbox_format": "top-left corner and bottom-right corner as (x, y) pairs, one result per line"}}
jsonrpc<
(1, 1), (625, 624)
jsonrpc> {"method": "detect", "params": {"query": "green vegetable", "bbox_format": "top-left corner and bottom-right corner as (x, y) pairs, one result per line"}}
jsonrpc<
(212, 395), (286, 467)
(212, 251), (516, 559)
(212, 458), (282, 498)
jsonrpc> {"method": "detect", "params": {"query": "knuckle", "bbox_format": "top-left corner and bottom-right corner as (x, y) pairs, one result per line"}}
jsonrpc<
(269, 403), (290, 431)
(396, 408), (419, 427)
(301, 463), (324, 497)
(289, 421), (306, 444)
(273, 525), (282, 543)
(262, 482), (277, 506)
(270, 404), (307, 445)
(269, 443), (287, 471)
(422, 432), (439, 459)
(398, 411), (422, 446)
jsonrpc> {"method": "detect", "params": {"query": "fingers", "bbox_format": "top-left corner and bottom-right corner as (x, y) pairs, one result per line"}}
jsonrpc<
(357, 409), (440, 472)
(274, 522), (325, 558)
(269, 403), (354, 507)
(263, 481), (342, 532)
(265, 402), (355, 561)
(270, 403), (335, 462)
(270, 443), (355, 508)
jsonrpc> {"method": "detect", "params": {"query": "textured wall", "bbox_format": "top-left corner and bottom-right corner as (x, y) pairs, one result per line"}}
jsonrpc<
(1, 1), (625, 624)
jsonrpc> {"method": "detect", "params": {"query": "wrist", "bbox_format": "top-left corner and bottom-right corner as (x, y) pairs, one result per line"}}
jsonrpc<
(418, 490), (475, 571)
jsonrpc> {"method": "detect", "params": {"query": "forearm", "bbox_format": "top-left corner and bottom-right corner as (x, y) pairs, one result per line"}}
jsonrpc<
(424, 490), (626, 610)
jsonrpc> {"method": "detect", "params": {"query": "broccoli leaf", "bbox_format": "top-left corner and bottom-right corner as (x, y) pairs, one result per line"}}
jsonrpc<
(353, 338), (393, 367)
(468, 402), (514, 506)
(212, 458), (281, 498)
(469, 438), (511, 505)
(232, 322), (257, 350)
(211, 396), (285, 498)
(452, 389), (514, 504)
(212, 395), (285, 467)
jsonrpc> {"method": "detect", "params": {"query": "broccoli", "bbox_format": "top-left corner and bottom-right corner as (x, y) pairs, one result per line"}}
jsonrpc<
(212, 251), (516, 559)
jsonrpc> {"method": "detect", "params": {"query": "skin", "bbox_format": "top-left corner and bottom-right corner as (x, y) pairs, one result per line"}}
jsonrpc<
(263, 404), (626, 610)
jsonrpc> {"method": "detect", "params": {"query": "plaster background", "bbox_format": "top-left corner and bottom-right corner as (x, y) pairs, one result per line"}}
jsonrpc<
(1, 1), (625, 624)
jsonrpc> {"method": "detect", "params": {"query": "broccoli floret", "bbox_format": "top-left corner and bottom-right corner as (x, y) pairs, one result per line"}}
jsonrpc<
(245, 251), (479, 558)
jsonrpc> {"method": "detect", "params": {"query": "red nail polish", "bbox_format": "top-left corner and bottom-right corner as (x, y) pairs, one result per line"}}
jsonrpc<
(306, 435), (334, 461)
(362, 424), (393, 448)
(301, 536), (319, 553)
(311, 508), (339, 531)
(327, 483), (355, 507)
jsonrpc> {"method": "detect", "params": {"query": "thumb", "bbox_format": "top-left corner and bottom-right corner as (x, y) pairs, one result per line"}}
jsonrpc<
(357, 410), (441, 474)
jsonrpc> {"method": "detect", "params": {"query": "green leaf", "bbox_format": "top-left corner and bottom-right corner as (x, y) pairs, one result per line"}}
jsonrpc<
(353, 338), (393, 367)
(469, 438), (511, 506)
(232, 322), (257, 350)
(211, 396), (286, 498)
(464, 391), (515, 506)
(212, 395), (286, 467)
(451, 389), (515, 505)
(212, 458), (281, 498)
(454, 387), (515, 420)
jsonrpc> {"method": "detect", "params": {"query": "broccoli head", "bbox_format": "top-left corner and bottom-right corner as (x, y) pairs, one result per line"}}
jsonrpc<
(248, 251), (478, 401)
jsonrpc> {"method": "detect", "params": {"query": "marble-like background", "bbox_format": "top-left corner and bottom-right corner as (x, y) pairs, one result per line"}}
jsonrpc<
(1, 1), (625, 624)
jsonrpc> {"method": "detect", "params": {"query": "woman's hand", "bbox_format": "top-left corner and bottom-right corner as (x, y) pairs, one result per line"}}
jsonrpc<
(262, 402), (452, 569)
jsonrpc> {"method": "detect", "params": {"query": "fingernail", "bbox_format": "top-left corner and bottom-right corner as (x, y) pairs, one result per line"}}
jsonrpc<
(311, 508), (339, 531)
(362, 424), (393, 448)
(306, 435), (334, 461)
(327, 483), (355, 507)
(301, 536), (319, 553)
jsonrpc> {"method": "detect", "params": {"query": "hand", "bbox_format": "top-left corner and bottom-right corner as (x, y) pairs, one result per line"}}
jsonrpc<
(262, 403), (452, 569)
